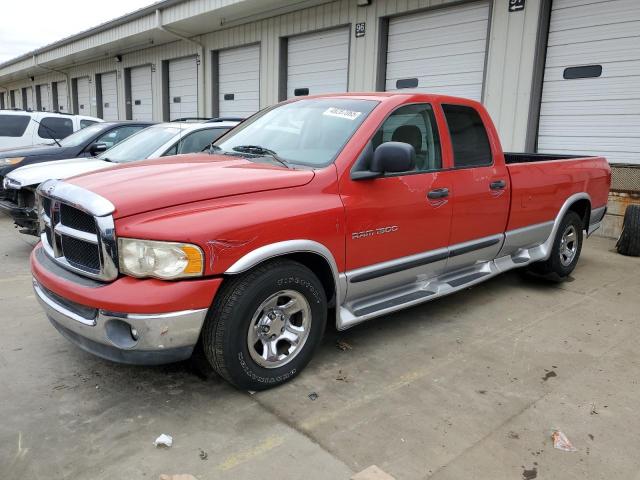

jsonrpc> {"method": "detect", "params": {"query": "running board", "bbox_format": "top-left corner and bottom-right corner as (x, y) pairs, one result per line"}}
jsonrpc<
(340, 262), (500, 329)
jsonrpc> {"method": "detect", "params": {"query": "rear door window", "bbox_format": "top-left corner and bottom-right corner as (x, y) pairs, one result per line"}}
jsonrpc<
(38, 117), (74, 139)
(80, 119), (98, 129)
(0, 114), (30, 137)
(442, 104), (492, 168)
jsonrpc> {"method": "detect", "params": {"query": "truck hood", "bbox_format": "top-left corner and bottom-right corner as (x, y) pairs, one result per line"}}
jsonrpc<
(8, 157), (110, 188)
(67, 154), (315, 219)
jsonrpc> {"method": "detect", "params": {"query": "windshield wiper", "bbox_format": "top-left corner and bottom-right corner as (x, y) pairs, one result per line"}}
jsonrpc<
(232, 145), (290, 169)
(31, 119), (62, 147)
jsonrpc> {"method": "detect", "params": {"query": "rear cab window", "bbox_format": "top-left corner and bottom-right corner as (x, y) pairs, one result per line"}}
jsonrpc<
(0, 114), (30, 137)
(80, 119), (98, 129)
(442, 104), (492, 168)
(38, 116), (74, 139)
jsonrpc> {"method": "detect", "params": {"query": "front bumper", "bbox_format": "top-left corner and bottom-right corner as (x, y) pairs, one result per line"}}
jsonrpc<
(33, 278), (208, 365)
(31, 245), (222, 365)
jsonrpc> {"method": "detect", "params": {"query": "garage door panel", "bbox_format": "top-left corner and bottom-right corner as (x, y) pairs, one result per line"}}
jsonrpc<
(25, 88), (34, 110)
(385, 1), (489, 101)
(169, 57), (198, 119)
(389, 3), (489, 33)
(543, 60), (640, 82)
(539, 115), (640, 137)
(287, 27), (349, 98)
(76, 77), (91, 116)
(130, 65), (152, 121)
(56, 81), (68, 112)
(39, 85), (50, 111)
(218, 44), (260, 117)
(545, 37), (640, 67)
(537, 0), (640, 164)
(100, 72), (119, 121)
(540, 77), (640, 102)
(539, 98), (640, 115)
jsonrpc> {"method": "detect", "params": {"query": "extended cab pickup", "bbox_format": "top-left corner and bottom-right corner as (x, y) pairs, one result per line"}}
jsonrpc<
(30, 93), (610, 390)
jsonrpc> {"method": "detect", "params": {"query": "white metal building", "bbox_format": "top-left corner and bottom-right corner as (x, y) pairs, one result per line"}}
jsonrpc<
(0, 0), (638, 232)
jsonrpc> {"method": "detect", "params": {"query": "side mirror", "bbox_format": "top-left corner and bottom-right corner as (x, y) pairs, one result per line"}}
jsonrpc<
(351, 141), (416, 180)
(89, 142), (108, 155)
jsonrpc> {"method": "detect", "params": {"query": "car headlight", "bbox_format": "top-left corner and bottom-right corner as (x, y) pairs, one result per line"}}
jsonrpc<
(2, 176), (21, 190)
(118, 238), (204, 279)
(0, 157), (25, 166)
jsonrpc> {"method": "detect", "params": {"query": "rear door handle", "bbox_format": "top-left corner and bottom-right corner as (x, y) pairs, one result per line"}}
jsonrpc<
(490, 180), (506, 190)
(427, 188), (449, 199)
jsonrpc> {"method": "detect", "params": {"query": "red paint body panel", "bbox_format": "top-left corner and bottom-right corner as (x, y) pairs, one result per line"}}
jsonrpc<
(506, 157), (610, 230)
(31, 246), (221, 313)
(37, 92), (611, 315)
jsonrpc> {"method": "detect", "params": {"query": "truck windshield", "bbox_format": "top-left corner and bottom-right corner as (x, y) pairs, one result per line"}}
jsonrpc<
(215, 98), (378, 167)
(97, 126), (181, 162)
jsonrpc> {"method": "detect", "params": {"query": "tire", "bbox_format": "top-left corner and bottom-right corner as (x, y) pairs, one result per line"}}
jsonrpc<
(527, 210), (584, 279)
(200, 259), (327, 390)
(616, 204), (640, 257)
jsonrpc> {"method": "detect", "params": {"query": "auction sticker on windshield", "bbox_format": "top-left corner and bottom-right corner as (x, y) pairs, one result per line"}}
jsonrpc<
(323, 107), (362, 121)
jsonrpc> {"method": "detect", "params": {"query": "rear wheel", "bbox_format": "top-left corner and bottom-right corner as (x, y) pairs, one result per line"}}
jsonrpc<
(200, 259), (327, 390)
(528, 210), (584, 279)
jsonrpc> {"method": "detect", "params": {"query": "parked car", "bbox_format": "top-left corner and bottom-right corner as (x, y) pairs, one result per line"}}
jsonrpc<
(1, 119), (239, 235)
(0, 109), (102, 149)
(0, 121), (153, 211)
(30, 93), (610, 390)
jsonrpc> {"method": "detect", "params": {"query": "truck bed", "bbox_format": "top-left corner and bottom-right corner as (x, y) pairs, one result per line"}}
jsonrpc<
(504, 152), (592, 164)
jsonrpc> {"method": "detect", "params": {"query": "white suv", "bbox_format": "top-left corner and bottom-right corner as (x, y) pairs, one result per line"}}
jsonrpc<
(0, 110), (102, 149)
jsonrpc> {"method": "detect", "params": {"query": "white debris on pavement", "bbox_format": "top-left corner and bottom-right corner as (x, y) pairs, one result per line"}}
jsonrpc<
(154, 434), (173, 448)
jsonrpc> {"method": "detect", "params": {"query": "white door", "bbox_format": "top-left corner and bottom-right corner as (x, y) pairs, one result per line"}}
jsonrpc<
(24, 87), (34, 110)
(12, 89), (21, 109)
(218, 45), (260, 117)
(130, 65), (153, 121)
(287, 27), (350, 98)
(39, 85), (50, 111)
(56, 81), (68, 112)
(169, 56), (198, 120)
(100, 72), (119, 120)
(76, 77), (91, 116)
(537, 0), (640, 165)
(385, 1), (489, 102)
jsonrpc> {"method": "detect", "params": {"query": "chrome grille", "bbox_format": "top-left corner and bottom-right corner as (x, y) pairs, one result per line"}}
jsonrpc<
(37, 180), (118, 282)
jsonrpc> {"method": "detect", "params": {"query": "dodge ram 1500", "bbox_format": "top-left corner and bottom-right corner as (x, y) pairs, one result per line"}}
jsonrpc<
(30, 93), (610, 390)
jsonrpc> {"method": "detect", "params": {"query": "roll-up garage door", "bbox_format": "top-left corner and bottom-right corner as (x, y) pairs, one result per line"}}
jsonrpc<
(12, 89), (21, 109)
(385, 1), (490, 101)
(56, 81), (68, 112)
(287, 27), (349, 98)
(76, 77), (91, 116)
(218, 44), (260, 117)
(169, 56), (198, 120)
(130, 65), (153, 121)
(100, 72), (119, 120)
(24, 87), (34, 110)
(39, 85), (50, 111)
(537, 0), (640, 165)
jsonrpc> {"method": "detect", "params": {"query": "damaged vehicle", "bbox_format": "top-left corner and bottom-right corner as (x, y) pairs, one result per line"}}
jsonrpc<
(30, 93), (610, 390)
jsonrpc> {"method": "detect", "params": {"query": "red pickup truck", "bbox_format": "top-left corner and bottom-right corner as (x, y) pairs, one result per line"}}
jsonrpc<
(31, 93), (610, 390)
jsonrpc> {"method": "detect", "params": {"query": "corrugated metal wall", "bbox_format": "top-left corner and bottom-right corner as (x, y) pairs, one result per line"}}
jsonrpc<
(0, 0), (541, 150)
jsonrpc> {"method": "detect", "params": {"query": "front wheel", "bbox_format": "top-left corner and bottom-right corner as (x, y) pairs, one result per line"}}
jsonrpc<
(527, 210), (584, 279)
(200, 259), (327, 390)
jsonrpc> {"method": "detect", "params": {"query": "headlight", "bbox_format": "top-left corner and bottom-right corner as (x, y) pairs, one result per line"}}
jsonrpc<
(2, 176), (21, 190)
(0, 157), (25, 166)
(118, 238), (204, 279)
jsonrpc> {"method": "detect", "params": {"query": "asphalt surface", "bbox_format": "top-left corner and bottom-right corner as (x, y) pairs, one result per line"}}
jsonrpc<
(1, 212), (639, 480)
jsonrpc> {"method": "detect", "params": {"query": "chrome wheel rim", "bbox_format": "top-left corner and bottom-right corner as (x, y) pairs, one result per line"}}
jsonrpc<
(247, 290), (312, 369)
(559, 225), (578, 266)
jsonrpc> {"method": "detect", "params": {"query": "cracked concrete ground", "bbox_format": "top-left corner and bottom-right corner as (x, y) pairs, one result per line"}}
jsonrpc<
(1, 212), (639, 480)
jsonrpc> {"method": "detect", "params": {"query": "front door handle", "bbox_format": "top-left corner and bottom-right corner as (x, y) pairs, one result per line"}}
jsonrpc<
(490, 180), (506, 190)
(427, 188), (449, 199)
